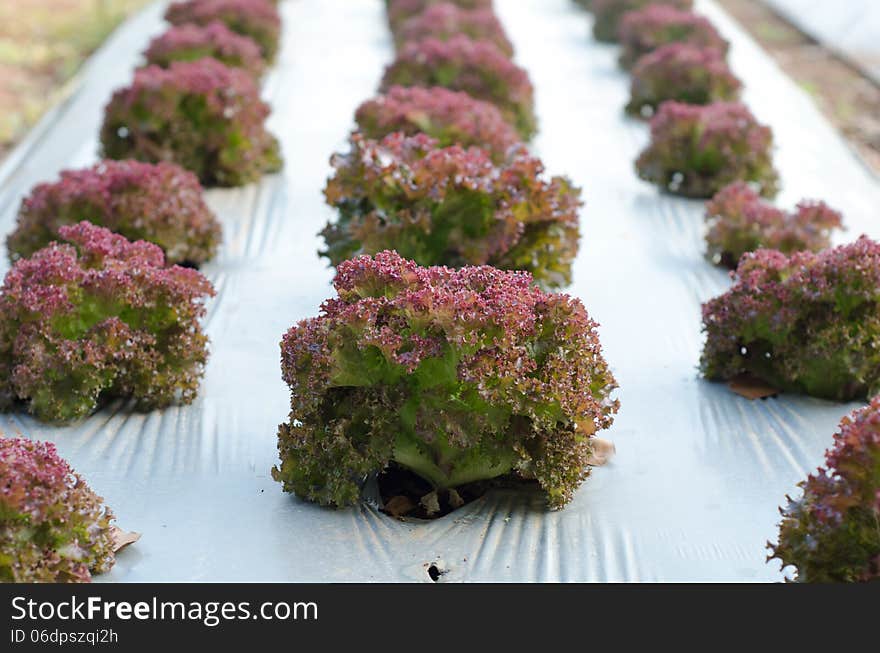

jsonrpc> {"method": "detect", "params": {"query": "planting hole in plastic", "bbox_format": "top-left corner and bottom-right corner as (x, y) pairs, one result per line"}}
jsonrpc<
(378, 463), (541, 520)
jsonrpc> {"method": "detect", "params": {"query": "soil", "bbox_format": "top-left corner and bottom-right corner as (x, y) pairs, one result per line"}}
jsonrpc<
(716, 0), (880, 175)
(0, 0), (150, 163)
(377, 463), (539, 520)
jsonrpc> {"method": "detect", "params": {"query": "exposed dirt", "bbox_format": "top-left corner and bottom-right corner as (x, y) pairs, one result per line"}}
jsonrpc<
(377, 463), (540, 520)
(717, 0), (880, 175)
(0, 0), (150, 163)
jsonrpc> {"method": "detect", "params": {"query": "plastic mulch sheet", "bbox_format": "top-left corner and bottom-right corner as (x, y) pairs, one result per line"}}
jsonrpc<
(1, 0), (879, 582)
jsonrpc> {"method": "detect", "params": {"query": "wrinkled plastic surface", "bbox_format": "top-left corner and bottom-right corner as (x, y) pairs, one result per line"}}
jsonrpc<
(0, 0), (879, 582)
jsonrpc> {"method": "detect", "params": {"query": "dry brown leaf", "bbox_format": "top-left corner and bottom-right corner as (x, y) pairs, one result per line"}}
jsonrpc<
(110, 526), (141, 553)
(420, 490), (441, 517)
(382, 495), (416, 518)
(576, 419), (597, 436)
(728, 374), (779, 400)
(586, 437), (615, 466)
(447, 488), (465, 509)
